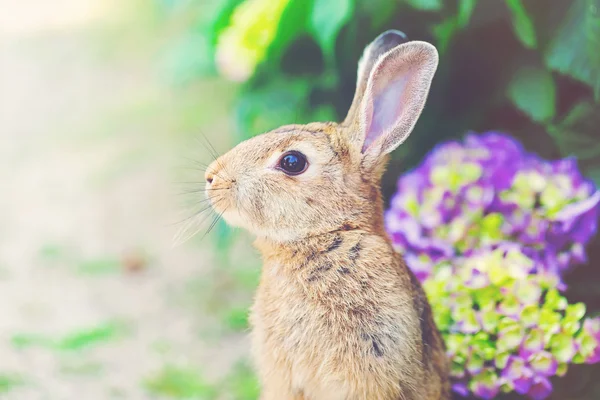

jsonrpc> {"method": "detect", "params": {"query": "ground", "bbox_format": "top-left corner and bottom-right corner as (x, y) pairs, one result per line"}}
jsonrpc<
(0, 1), (257, 399)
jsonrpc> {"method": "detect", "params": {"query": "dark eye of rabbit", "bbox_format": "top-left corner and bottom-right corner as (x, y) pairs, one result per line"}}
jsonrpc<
(278, 151), (308, 175)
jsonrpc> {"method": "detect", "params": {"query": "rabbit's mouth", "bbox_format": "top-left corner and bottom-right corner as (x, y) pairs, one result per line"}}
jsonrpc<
(204, 179), (248, 229)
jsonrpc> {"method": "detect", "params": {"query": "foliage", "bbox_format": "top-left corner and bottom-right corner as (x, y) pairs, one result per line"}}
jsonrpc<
(162, 0), (600, 197)
(386, 132), (600, 399)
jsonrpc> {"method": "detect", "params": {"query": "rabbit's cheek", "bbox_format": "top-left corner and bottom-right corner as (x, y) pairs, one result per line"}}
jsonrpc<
(220, 207), (247, 228)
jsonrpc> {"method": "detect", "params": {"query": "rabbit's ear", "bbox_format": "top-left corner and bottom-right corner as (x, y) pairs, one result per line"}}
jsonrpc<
(343, 30), (409, 128)
(344, 35), (438, 165)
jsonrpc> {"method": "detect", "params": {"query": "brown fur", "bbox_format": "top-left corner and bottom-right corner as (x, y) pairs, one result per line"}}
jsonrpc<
(204, 32), (450, 399)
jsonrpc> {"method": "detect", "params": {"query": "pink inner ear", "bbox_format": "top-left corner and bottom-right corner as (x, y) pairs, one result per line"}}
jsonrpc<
(362, 75), (408, 152)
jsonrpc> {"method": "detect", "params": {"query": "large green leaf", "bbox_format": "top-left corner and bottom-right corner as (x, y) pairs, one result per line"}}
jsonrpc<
(360, 0), (398, 29)
(432, 0), (477, 54)
(432, 18), (458, 54)
(309, 0), (354, 55)
(457, 0), (478, 28)
(266, 0), (314, 64)
(507, 67), (556, 123)
(404, 0), (443, 11)
(547, 102), (600, 160)
(505, 0), (537, 49)
(545, 0), (600, 99)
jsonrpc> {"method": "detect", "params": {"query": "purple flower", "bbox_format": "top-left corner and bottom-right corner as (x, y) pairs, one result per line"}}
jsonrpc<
(452, 382), (470, 397)
(404, 253), (432, 282)
(470, 368), (500, 399)
(582, 318), (600, 364)
(554, 190), (600, 244)
(526, 376), (553, 400)
(519, 329), (545, 359)
(501, 356), (533, 394)
(384, 132), (600, 399)
(528, 351), (558, 376)
(387, 132), (599, 282)
(465, 132), (524, 189)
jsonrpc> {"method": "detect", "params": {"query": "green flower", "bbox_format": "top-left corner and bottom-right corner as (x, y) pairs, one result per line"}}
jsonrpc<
(216, 0), (292, 81)
(550, 332), (577, 363)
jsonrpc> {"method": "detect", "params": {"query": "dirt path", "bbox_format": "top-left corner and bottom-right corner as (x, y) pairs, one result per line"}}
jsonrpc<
(0, 2), (246, 399)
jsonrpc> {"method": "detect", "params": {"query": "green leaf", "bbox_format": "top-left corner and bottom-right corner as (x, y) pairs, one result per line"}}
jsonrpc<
(545, 0), (600, 98)
(309, 0), (354, 55)
(507, 67), (556, 122)
(209, 0), (247, 45)
(547, 102), (600, 160)
(360, 0), (398, 29)
(432, 18), (459, 54)
(432, 0), (476, 54)
(457, 0), (478, 27)
(505, 0), (537, 49)
(405, 0), (443, 11)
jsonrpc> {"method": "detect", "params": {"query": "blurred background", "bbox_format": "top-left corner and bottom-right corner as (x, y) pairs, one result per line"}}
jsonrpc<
(0, 0), (599, 399)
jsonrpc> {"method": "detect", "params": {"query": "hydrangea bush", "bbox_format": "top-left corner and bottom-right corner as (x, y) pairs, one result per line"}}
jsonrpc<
(385, 132), (600, 399)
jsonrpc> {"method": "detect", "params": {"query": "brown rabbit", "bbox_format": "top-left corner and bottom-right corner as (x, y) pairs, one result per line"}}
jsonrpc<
(204, 30), (450, 400)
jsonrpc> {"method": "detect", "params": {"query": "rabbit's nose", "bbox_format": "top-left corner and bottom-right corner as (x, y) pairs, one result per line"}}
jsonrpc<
(205, 166), (216, 185)
(205, 171), (214, 185)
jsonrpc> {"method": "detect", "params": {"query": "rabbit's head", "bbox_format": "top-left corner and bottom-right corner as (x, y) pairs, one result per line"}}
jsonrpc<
(205, 31), (438, 242)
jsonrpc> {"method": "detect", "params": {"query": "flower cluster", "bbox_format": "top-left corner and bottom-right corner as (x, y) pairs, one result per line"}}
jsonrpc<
(215, 0), (291, 82)
(385, 132), (600, 399)
(425, 246), (600, 399)
(386, 132), (600, 284)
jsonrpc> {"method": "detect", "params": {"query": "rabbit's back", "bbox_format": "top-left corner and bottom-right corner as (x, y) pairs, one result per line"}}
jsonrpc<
(251, 230), (450, 400)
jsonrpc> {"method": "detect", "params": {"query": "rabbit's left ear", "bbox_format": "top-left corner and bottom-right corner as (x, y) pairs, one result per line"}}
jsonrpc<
(344, 35), (438, 166)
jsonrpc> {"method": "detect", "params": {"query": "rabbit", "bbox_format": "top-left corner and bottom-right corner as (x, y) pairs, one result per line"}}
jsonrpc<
(204, 30), (450, 400)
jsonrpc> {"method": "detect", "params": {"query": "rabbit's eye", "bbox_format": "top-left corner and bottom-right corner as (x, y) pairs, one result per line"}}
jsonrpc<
(278, 151), (308, 175)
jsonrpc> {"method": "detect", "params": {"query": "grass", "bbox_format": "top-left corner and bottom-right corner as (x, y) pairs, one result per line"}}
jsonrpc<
(11, 320), (129, 352)
(143, 365), (217, 399)
(143, 361), (259, 400)
(76, 257), (123, 275)
(222, 307), (250, 332)
(0, 373), (25, 395)
(226, 362), (260, 400)
(60, 360), (104, 376)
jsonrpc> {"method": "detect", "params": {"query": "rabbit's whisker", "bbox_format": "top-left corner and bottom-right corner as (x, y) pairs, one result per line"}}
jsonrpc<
(178, 186), (231, 195)
(197, 132), (234, 180)
(199, 206), (228, 241)
(170, 197), (224, 226)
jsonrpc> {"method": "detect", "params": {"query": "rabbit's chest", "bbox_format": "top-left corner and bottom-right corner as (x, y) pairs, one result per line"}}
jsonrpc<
(250, 258), (417, 395)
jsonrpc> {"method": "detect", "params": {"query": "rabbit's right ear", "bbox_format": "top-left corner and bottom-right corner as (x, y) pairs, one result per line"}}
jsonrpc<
(342, 31), (438, 169)
(343, 30), (409, 127)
